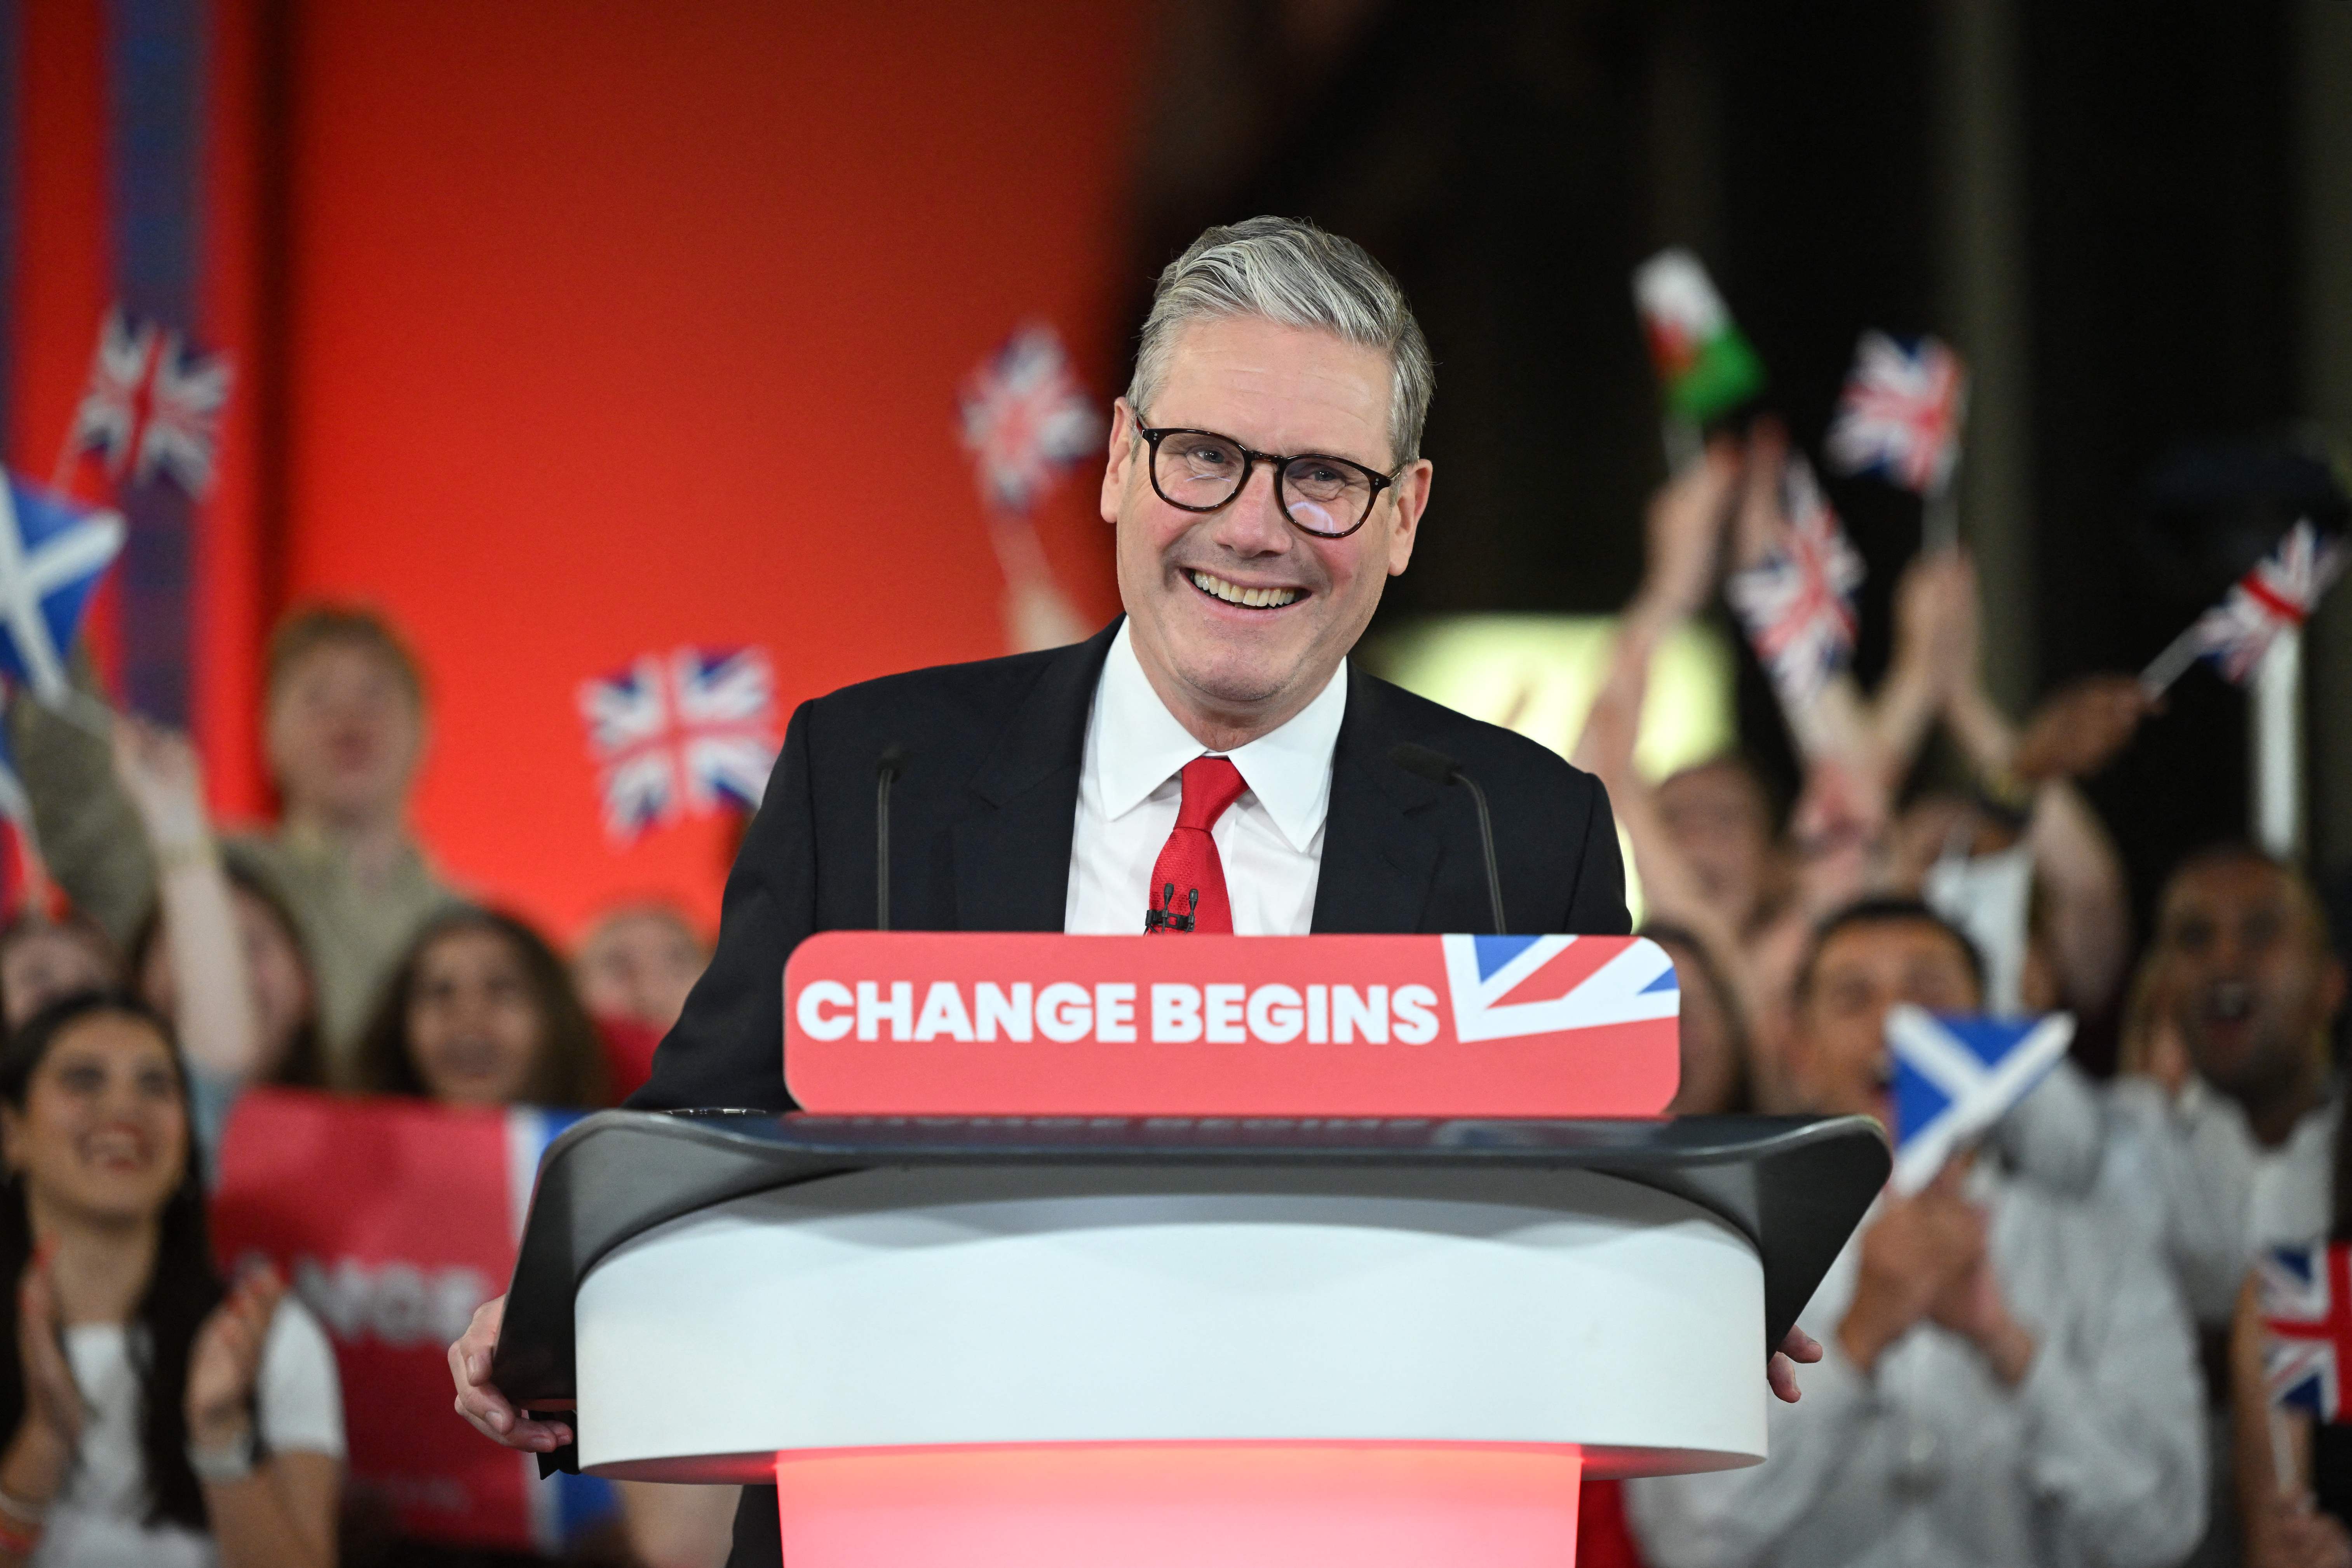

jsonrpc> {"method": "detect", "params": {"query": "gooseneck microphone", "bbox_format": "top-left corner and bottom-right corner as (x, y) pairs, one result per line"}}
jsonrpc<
(875, 745), (907, 931)
(1390, 742), (1507, 936)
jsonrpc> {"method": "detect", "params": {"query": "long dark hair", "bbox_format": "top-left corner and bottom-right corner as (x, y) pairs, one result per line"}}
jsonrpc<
(125, 859), (326, 1090)
(353, 907), (609, 1107)
(0, 990), (225, 1530)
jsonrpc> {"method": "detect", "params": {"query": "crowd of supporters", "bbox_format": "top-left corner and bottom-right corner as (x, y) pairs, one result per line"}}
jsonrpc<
(1574, 430), (2352, 1568)
(0, 444), (2337, 1567)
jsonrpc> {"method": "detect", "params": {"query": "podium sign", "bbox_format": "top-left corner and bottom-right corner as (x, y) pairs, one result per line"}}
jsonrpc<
(784, 932), (1679, 1117)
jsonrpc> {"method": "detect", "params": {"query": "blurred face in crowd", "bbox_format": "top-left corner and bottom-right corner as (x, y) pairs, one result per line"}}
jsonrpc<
(406, 926), (545, 1107)
(1657, 935), (1744, 1116)
(2155, 854), (2343, 1107)
(2, 924), (116, 1031)
(1657, 760), (1775, 931)
(574, 906), (705, 1031)
(1102, 315), (1433, 739)
(265, 639), (424, 828)
(1791, 917), (1982, 1132)
(140, 887), (315, 1077)
(2, 1012), (187, 1228)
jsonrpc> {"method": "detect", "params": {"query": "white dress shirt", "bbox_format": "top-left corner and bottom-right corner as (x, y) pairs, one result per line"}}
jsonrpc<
(1063, 620), (1346, 936)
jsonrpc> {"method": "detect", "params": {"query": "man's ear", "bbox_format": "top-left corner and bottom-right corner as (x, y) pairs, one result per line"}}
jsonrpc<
(1100, 398), (1138, 526)
(1385, 457), (1434, 577)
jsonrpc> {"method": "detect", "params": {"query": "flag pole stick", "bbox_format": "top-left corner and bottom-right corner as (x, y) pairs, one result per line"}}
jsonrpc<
(1660, 416), (1701, 476)
(2139, 624), (2204, 698)
(1922, 470), (1960, 554)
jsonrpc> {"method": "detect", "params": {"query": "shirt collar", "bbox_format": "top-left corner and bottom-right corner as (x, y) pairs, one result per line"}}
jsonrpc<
(1089, 620), (1348, 853)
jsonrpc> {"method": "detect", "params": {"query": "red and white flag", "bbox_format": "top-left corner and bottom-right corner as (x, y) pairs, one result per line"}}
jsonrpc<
(1825, 331), (1967, 497)
(1725, 454), (1866, 707)
(61, 305), (233, 496)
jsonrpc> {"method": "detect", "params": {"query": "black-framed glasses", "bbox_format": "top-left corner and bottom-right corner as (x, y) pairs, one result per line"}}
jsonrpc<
(1136, 423), (1398, 540)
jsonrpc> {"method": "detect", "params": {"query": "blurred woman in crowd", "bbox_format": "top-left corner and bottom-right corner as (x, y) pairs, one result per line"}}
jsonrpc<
(0, 991), (342, 1566)
(0, 916), (116, 1035)
(354, 909), (608, 1109)
(112, 715), (327, 1161)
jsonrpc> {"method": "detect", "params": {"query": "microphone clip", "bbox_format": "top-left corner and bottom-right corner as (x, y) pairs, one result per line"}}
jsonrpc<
(1143, 883), (1199, 934)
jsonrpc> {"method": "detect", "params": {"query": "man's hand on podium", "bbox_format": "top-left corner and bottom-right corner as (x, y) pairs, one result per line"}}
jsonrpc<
(1768, 1326), (1823, 1403)
(449, 1294), (574, 1452)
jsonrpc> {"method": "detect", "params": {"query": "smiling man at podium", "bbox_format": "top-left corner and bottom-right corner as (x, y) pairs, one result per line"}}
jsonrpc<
(453, 215), (1661, 1565)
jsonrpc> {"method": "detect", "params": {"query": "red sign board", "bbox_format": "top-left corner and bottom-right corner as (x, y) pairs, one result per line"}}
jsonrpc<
(783, 932), (1680, 1117)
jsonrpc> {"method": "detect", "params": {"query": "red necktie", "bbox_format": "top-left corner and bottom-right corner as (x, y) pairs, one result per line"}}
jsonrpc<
(1145, 756), (1247, 934)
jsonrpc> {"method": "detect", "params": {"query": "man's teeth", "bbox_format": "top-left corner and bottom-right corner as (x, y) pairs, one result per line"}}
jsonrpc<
(1191, 571), (1300, 609)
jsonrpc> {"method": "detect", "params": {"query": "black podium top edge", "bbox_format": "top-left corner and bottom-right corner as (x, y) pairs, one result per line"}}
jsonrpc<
(490, 1110), (1889, 1406)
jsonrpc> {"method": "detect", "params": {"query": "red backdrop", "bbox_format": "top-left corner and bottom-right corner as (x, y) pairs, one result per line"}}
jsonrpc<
(17, 0), (1138, 939)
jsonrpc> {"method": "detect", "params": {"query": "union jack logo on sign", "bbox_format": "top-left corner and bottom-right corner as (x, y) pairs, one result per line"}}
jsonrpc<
(578, 646), (780, 844)
(2193, 520), (2346, 684)
(2260, 1240), (2352, 1421)
(66, 305), (233, 497)
(1825, 331), (1967, 496)
(1725, 454), (1865, 707)
(958, 323), (1102, 516)
(1438, 934), (1680, 1044)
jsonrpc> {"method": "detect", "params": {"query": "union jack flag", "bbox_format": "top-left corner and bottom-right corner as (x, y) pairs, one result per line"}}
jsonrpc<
(578, 646), (780, 844)
(2260, 1240), (2352, 1421)
(958, 323), (1101, 515)
(1725, 454), (1865, 706)
(1437, 934), (1680, 1043)
(2193, 520), (2346, 684)
(1825, 331), (1967, 496)
(64, 305), (233, 497)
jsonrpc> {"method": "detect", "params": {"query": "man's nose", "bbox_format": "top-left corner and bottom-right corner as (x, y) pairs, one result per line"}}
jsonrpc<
(1208, 461), (1295, 556)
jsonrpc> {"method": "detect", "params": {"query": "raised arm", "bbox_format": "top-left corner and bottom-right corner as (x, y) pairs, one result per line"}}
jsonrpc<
(109, 717), (260, 1082)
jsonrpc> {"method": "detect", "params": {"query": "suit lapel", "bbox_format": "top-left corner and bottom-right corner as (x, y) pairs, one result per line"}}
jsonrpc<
(949, 622), (1120, 932)
(1311, 665), (1445, 934)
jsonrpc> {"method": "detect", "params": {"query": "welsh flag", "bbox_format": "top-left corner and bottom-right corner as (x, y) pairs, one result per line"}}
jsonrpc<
(1633, 247), (1766, 425)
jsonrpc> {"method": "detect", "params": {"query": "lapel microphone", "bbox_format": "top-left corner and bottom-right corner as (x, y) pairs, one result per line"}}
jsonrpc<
(1390, 743), (1507, 936)
(875, 745), (907, 931)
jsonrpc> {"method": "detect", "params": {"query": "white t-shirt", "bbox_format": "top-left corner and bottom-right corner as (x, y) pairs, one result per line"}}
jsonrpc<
(36, 1297), (345, 1568)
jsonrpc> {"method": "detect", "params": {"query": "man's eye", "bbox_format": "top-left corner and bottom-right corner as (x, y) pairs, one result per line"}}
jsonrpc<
(1183, 442), (1234, 465)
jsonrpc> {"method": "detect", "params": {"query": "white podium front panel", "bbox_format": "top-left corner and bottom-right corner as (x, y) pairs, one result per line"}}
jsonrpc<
(573, 1163), (1765, 1481)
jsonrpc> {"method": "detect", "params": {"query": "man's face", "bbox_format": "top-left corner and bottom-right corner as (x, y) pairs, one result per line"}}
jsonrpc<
(1101, 315), (1432, 733)
(2156, 857), (2344, 1102)
(265, 641), (424, 826)
(1657, 761), (1774, 930)
(1794, 918), (1982, 1131)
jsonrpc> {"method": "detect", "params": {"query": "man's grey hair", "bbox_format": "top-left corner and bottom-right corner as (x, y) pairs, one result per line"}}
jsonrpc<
(1127, 216), (1434, 465)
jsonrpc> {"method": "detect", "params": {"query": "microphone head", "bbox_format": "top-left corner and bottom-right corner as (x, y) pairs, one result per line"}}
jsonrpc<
(876, 744), (908, 781)
(1390, 742), (1461, 786)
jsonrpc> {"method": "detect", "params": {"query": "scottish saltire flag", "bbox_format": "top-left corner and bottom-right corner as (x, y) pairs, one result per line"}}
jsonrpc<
(2261, 1240), (2352, 1421)
(1885, 1006), (2074, 1194)
(1632, 248), (1765, 424)
(0, 475), (125, 706)
(1725, 454), (1865, 706)
(212, 1091), (619, 1551)
(2192, 520), (2345, 683)
(578, 645), (780, 844)
(958, 323), (1101, 515)
(1826, 331), (1968, 496)
(1438, 934), (1679, 1043)
(65, 305), (233, 496)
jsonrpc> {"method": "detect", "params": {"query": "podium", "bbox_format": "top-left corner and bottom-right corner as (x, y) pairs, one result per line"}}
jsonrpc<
(490, 1108), (1886, 1567)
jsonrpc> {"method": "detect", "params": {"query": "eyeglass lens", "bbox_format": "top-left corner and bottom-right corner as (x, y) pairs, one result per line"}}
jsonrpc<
(1152, 432), (1373, 536)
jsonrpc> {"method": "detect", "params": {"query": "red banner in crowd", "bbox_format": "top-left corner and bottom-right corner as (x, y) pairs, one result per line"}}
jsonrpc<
(209, 1089), (606, 1551)
(784, 932), (1682, 1117)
